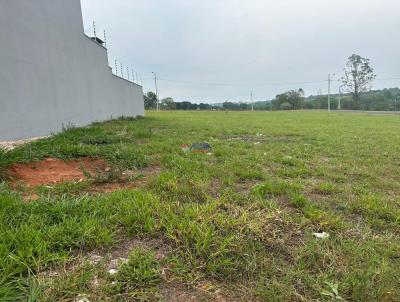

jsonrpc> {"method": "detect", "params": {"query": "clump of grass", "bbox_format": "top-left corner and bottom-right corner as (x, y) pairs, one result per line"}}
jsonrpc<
(252, 180), (302, 198)
(0, 149), (10, 181)
(149, 172), (209, 203)
(39, 262), (97, 302)
(279, 155), (297, 166)
(108, 248), (161, 300)
(102, 145), (148, 170)
(350, 193), (400, 227)
(0, 168), (9, 182)
(313, 182), (340, 195)
(277, 166), (312, 178)
(233, 165), (264, 181)
(289, 193), (343, 229)
(132, 128), (153, 139)
(80, 136), (116, 145)
(290, 193), (308, 208)
(35, 180), (92, 198)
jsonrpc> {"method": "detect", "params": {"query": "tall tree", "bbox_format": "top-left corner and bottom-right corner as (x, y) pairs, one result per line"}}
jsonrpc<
(341, 54), (376, 105)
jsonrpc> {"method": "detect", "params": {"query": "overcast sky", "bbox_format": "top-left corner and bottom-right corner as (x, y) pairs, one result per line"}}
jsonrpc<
(81, 0), (400, 103)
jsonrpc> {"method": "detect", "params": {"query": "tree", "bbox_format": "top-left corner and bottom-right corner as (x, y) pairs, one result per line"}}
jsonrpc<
(175, 101), (198, 110)
(144, 92), (157, 109)
(341, 54), (376, 105)
(161, 97), (176, 110)
(272, 89), (305, 110)
(199, 103), (211, 110)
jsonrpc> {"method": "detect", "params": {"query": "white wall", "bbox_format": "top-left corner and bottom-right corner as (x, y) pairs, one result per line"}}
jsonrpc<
(0, 0), (144, 141)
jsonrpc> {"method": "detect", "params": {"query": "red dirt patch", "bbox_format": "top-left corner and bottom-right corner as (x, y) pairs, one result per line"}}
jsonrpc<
(8, 157), (107, 188)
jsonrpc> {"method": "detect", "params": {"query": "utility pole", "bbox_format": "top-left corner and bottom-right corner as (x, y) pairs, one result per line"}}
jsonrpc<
(328, 74), (331, 113)
(251, 91), (254, 112)
(152, 72), (159, 111)
(338, 85), (342, 110)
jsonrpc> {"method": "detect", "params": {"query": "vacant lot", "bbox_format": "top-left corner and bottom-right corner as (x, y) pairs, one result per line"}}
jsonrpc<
(1, 111), (400, 301)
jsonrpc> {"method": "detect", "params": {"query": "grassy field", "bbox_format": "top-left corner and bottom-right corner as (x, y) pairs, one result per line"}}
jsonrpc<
(1, 111), (400, 301)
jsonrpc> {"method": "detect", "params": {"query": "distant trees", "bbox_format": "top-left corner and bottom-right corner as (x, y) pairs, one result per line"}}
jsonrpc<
(144, 92), (158, 109)
(199, 103), (212, 110)
(223, 102), (248, 110)
(161, 97), (176, 110)
(144, 86), (400, 112)
(175, 101), (198, 110)
(341, 54), (376, 106)
(272, 89), (305, 110)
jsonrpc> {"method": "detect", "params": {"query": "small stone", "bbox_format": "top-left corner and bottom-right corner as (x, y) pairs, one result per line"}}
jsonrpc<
(108, 269), (118, 275)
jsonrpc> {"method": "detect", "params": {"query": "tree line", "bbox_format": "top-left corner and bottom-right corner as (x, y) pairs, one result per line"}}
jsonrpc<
(144, 54), (400, 111)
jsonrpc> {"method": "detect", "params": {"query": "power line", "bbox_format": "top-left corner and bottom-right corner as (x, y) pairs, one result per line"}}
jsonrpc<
(142, 75), (400, 87)
(156, 77), (328, 88)
(331, 77), (400, 82)
(374, 77), (400, 82)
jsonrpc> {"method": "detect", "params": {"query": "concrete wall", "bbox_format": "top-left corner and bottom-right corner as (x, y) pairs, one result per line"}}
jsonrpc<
(0, 0), (144, 141)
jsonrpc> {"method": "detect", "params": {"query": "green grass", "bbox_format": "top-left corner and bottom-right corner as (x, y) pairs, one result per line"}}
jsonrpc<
(1, 111), (400, 301)
(107, 248), (162, 300)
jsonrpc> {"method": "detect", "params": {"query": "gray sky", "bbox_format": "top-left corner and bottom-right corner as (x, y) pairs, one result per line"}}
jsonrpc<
(81, 0), (400, 103)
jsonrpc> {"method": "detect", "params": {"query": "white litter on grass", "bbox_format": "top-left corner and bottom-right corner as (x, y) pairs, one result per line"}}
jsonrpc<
(108, 269), (118, 275)
(254, 142), (261, 145)
(263, 152), (267, 156)
(313, 232), (330, 239)
(207, 152), (213, 156)
(75, 295), (90, 302)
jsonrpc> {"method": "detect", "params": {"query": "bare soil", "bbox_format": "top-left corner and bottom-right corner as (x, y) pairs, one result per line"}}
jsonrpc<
(8, 157), (107, 188)
(7, 158), (162, 201)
